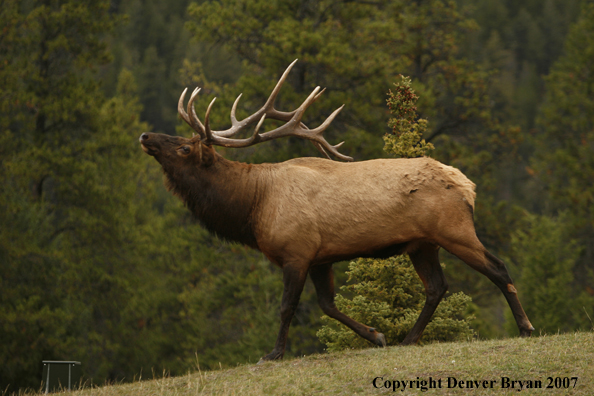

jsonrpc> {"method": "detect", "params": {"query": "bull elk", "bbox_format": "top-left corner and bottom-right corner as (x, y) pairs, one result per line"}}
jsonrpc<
(139, 60), (534, 362)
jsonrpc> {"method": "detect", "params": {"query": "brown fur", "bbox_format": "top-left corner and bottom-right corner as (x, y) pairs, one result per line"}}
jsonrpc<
(140, 132), (534, 361)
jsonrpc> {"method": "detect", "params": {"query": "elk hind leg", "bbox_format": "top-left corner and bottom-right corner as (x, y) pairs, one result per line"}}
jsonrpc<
(309, 263), (386, 347)
(401, 243), (448, 345)
(439, 234), (534, 337)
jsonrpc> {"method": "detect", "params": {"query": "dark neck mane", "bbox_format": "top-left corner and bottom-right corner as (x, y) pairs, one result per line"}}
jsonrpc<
(164, 156), (265, 248)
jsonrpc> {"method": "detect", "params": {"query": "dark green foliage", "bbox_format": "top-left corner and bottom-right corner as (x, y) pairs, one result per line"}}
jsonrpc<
(456, 0), (582, 131)
(317, 257), (475, 351)
(1, 0), (131, 389)
(104, 0), (200, 132)
(533, 2), (594, 220)
(506, 213), (594, 333)
(522, 2), (594, 333)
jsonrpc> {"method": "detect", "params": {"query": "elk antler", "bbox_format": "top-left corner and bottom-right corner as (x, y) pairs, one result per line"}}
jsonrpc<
(177, 59), (353, 161)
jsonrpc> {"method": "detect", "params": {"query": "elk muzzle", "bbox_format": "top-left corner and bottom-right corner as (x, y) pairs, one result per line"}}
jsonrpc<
(139, 132), (159, 156)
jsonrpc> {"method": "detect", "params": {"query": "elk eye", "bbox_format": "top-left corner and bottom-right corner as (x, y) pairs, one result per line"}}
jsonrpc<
(178, 145), (192, 155)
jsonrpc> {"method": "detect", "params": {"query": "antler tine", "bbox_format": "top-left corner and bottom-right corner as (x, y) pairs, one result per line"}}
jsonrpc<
(206, 113), (262, 148)
(230, 93), (243, 125)
(310, 140), (344, 160)
(203, 97), (217, 142)
(297, 104), (352, 161)
(313, 87), (326, 102)
(178, 88), (190, 124)
(257, 95), (352, 161)
(178, 87), (207, 139)
(255, 114), (266, 134)
(262, 58), (298, 110)
(308, 104), (345, 132)
(312, 141), (332, 160)
(210, 59), (299, 138)
(188, 88), (206, 138)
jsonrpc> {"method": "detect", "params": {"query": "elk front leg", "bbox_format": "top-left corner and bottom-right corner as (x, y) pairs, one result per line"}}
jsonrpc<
(309, 263), (386, 347)
(259, 263), (309, 362)
(401, 243), (448, 345)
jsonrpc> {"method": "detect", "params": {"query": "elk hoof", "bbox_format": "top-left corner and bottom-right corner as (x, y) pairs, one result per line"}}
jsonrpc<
(520, 326), (535, 337)
(258, 350), (284, 364)
(375, 332), (387, 347)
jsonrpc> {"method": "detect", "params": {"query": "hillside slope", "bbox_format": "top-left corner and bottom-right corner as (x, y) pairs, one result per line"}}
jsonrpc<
(69, 332), (593, 395)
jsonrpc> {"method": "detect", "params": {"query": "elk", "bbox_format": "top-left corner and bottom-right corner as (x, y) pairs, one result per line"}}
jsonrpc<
(139, 60), (534, 362)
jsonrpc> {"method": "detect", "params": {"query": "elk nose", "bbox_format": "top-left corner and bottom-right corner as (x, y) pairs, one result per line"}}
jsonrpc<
(139, 133), (149, 143)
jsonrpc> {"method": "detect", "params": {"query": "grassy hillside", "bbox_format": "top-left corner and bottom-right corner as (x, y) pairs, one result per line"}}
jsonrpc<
(37, 332), (594, 395)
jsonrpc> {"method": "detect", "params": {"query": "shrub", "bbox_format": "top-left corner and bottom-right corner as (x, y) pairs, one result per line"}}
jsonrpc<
(317, 257), (474, 351)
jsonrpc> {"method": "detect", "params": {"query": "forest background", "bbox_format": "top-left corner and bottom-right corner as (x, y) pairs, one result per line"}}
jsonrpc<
(2, 0), (594, 392)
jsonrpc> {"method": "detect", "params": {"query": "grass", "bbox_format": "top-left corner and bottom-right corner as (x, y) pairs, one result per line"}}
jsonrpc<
(25, 332), (594, 395)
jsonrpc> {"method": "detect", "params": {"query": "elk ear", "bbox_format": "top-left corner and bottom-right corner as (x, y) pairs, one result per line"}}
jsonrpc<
(199, 142), (217, 167)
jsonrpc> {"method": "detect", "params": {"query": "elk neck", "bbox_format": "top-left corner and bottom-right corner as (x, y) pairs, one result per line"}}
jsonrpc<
(162, 151), (267, 248)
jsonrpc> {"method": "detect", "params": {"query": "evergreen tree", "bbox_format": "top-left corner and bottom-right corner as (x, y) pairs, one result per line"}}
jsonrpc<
(383, 76), (434, 158)
(526, 1), (594, 326)
(0, 0), (181, 389)
(506, 213), (594, 334)
(456, 0), (582, 131)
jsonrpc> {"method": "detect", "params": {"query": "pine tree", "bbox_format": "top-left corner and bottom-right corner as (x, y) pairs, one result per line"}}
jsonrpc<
(521, 2), (594, 332)
(506, 213), (593, 334)
(0, 1), (171, 389)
